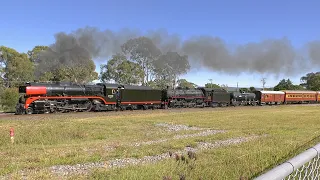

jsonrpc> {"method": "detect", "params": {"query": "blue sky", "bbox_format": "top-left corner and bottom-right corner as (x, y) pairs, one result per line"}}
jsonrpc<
(1, 0), (320, 88)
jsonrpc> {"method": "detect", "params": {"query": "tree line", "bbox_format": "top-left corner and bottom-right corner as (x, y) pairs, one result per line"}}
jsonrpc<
(0, 36), (191, 111)
(1, 36), (320, 111)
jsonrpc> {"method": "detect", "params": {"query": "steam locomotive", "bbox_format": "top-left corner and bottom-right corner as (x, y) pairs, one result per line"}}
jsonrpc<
(15, 81), (259, 115)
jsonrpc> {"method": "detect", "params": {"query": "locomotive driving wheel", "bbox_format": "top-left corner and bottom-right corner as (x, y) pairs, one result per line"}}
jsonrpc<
(43, 108), (50, 114)
(84, 101), (93, 112)
(25, 107), (33, 115)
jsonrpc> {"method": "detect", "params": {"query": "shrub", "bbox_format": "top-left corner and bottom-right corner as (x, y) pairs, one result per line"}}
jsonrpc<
(0, 87), (19, 112)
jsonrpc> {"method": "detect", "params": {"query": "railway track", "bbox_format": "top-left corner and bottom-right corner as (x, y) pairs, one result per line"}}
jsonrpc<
(1, 103), (319, 120)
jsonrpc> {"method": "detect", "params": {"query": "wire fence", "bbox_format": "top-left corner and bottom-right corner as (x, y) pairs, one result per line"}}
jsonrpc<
(255, 143), (320, 180)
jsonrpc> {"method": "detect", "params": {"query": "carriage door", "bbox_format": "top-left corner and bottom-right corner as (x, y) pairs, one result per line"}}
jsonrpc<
(262, 93), (266, 103)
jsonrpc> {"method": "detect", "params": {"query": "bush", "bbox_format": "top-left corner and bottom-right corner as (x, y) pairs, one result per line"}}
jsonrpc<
(0, 88), (19, 112)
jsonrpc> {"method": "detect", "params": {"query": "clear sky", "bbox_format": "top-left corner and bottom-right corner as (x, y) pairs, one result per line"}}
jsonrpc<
(1, 0), (320, 88)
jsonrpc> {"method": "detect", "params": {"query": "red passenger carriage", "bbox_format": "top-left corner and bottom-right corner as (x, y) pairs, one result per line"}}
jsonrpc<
(282, 90), (317, 104)
(254, 91), (285, 105)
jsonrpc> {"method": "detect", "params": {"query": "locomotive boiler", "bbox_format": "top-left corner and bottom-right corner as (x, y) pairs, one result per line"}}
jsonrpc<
(16, 82), (105, 114)
(162, 87), (206, 108)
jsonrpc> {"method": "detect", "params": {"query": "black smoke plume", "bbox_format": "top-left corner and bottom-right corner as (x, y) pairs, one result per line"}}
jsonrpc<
(36, 26), (318, 78)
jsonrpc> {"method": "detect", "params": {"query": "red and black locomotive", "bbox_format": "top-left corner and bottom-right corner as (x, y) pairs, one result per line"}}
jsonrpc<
(15, 82), (162, 114)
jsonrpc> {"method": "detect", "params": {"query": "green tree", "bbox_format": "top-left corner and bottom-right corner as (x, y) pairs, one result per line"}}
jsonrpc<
(177, 79), (197, 88)
(0, 87), (19, 112)
(40, 61), (98, 83)
(148, 79), (169, 89)
(205, 83), (220, 88)
(121, 37), (162, 85)
(56, 63), (98, 83)
(300, 72), (320, 90)
(249, 86), (256, 92)
(239, 88), (249, 93)
(28, 44), (98, 83)
(274, 79), (291, 91)
(27, 46), (48, 63)
(274, 79), (304, 91)
(0, 46), (34, 87)
(153, 52), (190, 88)
(100, 54), (144, 85)
(306, 74), (320, 91)
(292, 85), (305, 90)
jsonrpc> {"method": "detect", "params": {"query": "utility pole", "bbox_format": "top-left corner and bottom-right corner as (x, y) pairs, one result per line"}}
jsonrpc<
(261, 77), (266, 90)
(237, 82), (238, 91)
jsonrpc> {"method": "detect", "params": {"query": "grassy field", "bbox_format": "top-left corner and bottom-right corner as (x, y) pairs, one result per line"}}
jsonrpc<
(1, 105), (320, 179)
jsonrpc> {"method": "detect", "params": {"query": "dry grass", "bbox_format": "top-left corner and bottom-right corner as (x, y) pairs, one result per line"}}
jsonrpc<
(1, 105), (320, 179)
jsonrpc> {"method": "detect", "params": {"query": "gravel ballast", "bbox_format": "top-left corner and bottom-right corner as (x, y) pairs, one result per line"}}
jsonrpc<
(49, 135), (266, 177)
(155, 123), (208, 131)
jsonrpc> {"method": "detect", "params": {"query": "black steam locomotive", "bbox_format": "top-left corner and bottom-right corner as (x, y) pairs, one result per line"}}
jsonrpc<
(15, 81), (258, 115)
(164, 87), (232, 108)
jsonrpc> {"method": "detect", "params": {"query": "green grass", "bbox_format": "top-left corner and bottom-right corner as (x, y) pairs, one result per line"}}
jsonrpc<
(1, 106), (320, 179)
